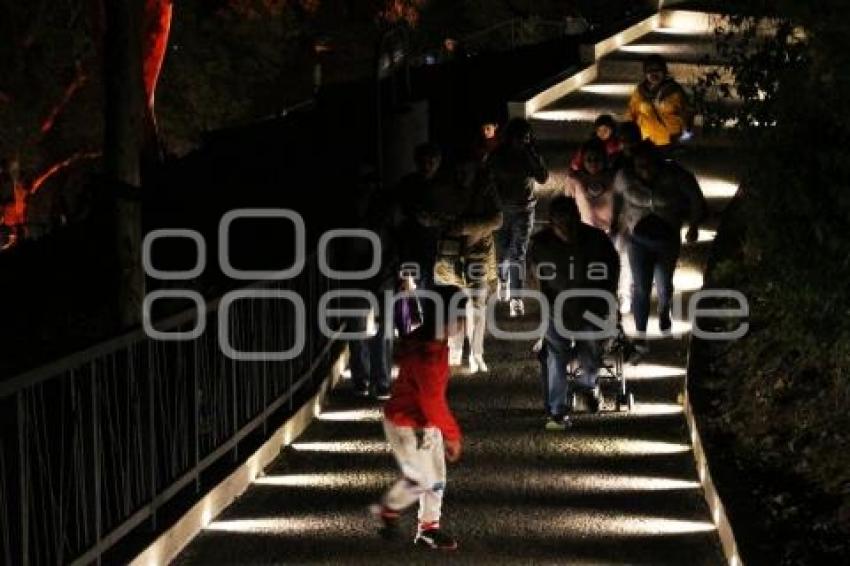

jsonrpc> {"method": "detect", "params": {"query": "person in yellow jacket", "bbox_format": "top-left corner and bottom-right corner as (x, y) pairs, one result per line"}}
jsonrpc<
(627, 55), (694, 146)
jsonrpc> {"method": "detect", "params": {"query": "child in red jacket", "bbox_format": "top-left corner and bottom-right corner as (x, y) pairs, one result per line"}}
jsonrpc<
(569, 114), (623, 172)
(373, 285), (463, 550)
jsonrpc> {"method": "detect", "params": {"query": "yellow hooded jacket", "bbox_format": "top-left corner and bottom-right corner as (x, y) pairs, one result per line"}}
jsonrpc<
(628, 78), (693, 146)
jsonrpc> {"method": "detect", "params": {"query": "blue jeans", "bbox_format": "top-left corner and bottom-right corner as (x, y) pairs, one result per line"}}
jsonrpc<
(497, 206), (535, 296)
(627, 232), (681, 333)
(543, 319), (602, 416)
(349, 316), (391, 391)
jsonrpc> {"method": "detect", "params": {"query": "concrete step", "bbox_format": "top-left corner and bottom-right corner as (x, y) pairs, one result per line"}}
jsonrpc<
(661, 9), (723, 33)
(597, 58), (733, 87)
(595, 26), (739, 87)
(660, 8), (779, 37)
(532, 83), (741, 121)
(614, 29), (725, 63)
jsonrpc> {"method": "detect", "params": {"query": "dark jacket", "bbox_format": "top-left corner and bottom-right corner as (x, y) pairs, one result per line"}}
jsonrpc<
(390, 171), (454, 281)
(613, 160), (707, 237)
(489, 144), (549, 209)
(394, 163), (502, 286)
(528, 224), (620, 330)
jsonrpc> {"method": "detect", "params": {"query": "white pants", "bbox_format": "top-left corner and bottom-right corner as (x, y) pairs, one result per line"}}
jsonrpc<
(382, 420), (446, 525)
(615, 234), (633, 313)
(448, 287), (488, 359)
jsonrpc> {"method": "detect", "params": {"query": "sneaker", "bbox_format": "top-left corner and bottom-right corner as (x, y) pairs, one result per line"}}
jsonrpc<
(659, 312), (672, 334)
(373, 386), (392, 401)
(414, 527), (458, 550)
(509, 298), (525, 318)
(496, 279), (507, 302)
(545, 413), (572, 431)
(467, 355), (479, 374)
(370, 504), (401, 540)
(473, 354), (489, 373)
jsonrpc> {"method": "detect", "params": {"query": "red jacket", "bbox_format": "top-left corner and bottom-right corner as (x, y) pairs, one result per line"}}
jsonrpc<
(384, 339), (462, 441)
(569, 137), (623, 172)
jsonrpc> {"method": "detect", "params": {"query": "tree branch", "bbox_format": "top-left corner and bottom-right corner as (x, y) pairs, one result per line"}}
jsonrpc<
(29, 151), (100, 194)
(36, 63), (88, 138)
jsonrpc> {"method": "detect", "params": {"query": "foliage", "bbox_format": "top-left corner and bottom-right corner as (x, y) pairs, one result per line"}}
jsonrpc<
(0, 0), (102, 203)
(378, 0), (428, 26)
(156, 0), (433, 153)
(698, 1), (850, 561)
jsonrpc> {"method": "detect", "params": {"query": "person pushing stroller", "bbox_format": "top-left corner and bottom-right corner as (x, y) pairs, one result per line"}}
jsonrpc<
(528, 197), (620, 429)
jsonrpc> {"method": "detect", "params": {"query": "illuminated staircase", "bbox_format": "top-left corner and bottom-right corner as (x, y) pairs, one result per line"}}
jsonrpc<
(173, 6), (741, 565)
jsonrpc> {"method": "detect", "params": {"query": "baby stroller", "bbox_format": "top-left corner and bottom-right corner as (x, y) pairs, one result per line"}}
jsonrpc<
(574, 324), (635, 412)
(535, 323), (636, 414)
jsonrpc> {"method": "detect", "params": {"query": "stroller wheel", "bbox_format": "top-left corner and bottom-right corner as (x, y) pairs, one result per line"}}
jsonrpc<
(571, 392), (582, 412)
(616, 391), (634, 412)
(586, 387), (602, 414)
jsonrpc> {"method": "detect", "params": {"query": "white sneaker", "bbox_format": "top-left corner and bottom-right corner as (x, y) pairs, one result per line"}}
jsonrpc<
(509, 298), (525, 318)
(473, 354), (488, 373)
(449, 348), (462, 366)
(467, 356), (479, 374)
(496, 279), (510, 302)
(531, 338), (544, 353)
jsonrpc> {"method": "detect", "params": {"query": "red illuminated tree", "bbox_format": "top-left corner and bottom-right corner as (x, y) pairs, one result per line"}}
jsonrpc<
(0, 1), (102, 246)
(0, 0), (433, 247)
(0, 0), (175, 249)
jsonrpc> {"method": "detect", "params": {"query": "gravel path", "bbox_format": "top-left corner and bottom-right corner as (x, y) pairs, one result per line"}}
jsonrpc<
(175, 319), (723, 564)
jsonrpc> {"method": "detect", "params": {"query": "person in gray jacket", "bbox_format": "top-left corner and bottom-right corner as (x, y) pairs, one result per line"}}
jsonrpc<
(613, 141), (706, 353)
(489, 118), (549, 317)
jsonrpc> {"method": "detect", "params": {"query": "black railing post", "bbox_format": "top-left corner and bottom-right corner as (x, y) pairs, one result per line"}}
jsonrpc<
(147, 348), (157, 531)
(91, 366), (102, 565)
(17, 392), (28, 566)
(288, 276), (295, 413)
(231, 315), (239, 464)
(262, 310), (269, 437)
(193, 342), (201, 494)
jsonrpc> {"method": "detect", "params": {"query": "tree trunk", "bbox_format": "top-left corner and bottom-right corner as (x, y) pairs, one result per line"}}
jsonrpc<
(141, 0), (173, 165)
(103, 0), (146, 328)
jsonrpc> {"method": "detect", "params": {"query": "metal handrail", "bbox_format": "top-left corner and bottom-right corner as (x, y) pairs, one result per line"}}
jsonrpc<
(0, 275), (289, 400)
(450, 17), (580, 53)
(67, 325), (342, 566)
(1, 252), (344, 565)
